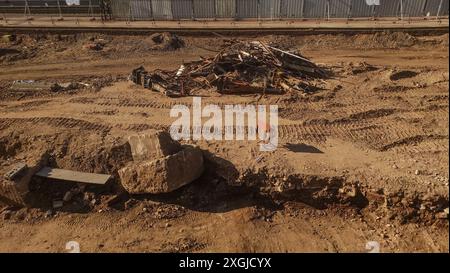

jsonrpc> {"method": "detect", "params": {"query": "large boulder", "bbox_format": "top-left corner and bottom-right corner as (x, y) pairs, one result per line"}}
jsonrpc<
(127, 130), (181, 161)
(118, 146), (204, 194)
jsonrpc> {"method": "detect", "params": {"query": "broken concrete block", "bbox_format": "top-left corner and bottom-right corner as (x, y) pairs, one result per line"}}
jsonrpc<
(3, 163), (27, 180)
(118, 146), (204, 194)
(0, 154), (48, 207)
(127, 130), (181, 161)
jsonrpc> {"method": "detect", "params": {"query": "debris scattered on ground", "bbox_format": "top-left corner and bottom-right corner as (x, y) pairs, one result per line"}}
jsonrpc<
(83, 38), (107, 51)
(50, 82), (90, 92)
(9, 80), (90, 93)
(130, 40), (326, 97)
(149, 32), (185, 51)
(10, 80), (51, 91)
(118, 130), (204, 194)
(349, 61), (379, 75)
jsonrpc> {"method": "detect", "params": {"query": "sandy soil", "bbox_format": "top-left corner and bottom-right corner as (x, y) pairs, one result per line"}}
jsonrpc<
(0, 31), (448, 252)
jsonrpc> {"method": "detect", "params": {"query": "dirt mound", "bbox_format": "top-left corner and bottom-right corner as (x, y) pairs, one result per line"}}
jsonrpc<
(436, 33), (449, 46)
(295, 32), (420, 50)
(353, 32), (418, 48)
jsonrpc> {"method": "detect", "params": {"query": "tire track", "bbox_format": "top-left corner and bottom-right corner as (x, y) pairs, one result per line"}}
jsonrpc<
(2, 117), (444, 153)
(0, 117), (112, 132)
(68, 96), (297, 111)
(379, 134), (449, 152)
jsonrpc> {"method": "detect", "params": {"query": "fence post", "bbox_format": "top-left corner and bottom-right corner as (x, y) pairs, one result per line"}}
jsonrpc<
(88, 0), (95, 20)
(214, 0), (217, 21)
(127, 0), (134, 23)
(400, 0), (404, 20)
(57, 0), (63, 20)
(301, 0), (304, 19)
(436, 0), (443, 19)
(24, 0), (32, 20)
(326, 0), (330, 20)
(234, 0), (238, 21)
(348, 0), (352, 20)
(370, 4), (374, 19)
(150, 0), (155, 23)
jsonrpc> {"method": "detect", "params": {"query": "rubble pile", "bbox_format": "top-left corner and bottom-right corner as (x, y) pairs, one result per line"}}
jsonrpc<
(130, 40), (327, 97)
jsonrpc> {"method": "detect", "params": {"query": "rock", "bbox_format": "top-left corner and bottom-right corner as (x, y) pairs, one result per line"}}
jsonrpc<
(414, 169), (420, 175)
(124, 199), (138, 210)
(1, 34), (16, 42)
(63, 190), (75, 202)
(83, 42), (103, 51)
(118, 146), (204, 194)
(0, 153), (48, 207)
(437, 207), (450, 219)
(83, 192), (94, 204)
(127, 130), (182, 161)
(44, 210), (53, 218)
(2, 210), (11, 220)
(104, 194), (122, 208)
(436, 208), (449, 219)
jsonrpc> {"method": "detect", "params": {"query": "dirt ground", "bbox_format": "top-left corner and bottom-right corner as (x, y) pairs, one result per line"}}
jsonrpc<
(0, 30), (448, 252)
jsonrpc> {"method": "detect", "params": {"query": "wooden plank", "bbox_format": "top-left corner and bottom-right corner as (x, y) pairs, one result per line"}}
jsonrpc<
(35, 167), (111, 185)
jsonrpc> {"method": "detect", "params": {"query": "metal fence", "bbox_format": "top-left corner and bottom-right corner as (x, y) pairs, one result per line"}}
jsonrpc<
(109, 0), (449, 20)
(0, 0), (105, 17)
(1, 0), (448, 20)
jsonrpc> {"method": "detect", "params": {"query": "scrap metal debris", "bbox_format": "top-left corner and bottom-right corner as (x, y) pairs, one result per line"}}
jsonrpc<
(10, 80), (51, 91)
(130, 40), (327, 97)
